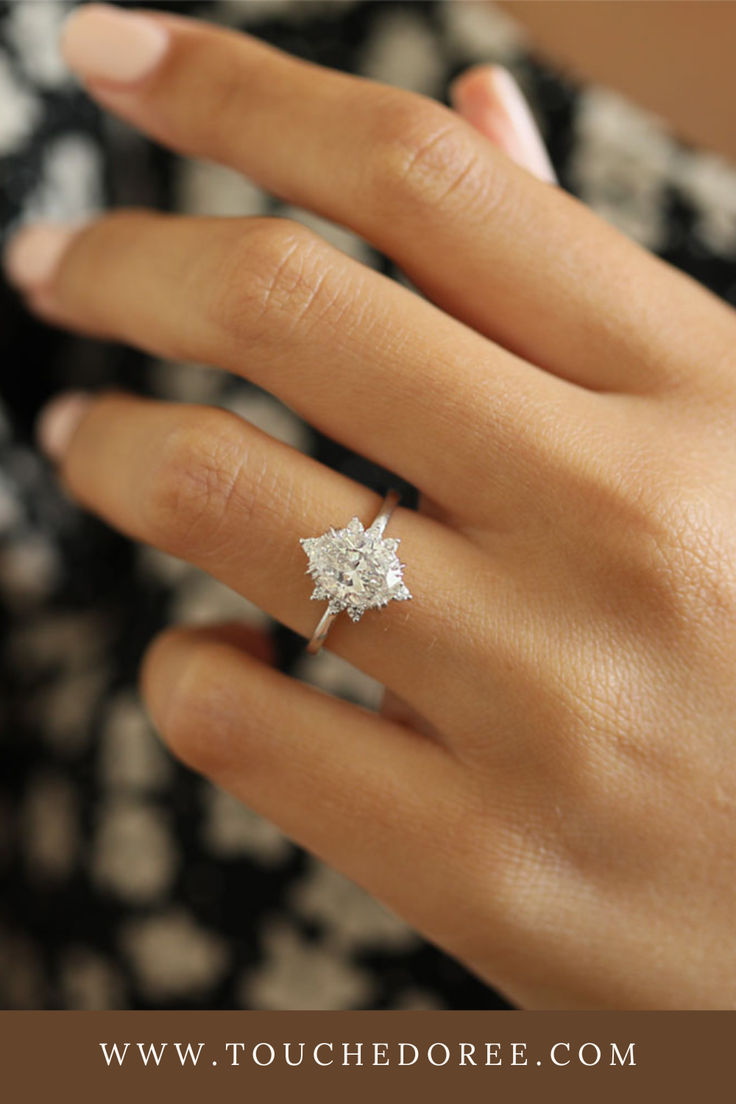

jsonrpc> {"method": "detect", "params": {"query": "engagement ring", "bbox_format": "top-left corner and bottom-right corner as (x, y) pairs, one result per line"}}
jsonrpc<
(300, 489), (412, 654)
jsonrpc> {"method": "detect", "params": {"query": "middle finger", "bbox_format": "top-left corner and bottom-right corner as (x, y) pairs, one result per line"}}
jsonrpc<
(16, 210), (579, 523)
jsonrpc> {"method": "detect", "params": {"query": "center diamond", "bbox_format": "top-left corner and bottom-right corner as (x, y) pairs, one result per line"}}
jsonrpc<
(300, 515), (412, 622)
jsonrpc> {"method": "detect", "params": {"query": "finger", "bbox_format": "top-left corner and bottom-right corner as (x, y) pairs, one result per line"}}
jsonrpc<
(6, 210), (582, 524)
(57, 4), (736, 393)
(450, 65), (557, 183)
(141, 623), (481, 949)
(192, 620), (277, 667)
(40, 390), (489, 725)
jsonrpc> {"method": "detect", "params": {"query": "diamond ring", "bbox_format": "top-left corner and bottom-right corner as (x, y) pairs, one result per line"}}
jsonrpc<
(300, 489), (412, 654)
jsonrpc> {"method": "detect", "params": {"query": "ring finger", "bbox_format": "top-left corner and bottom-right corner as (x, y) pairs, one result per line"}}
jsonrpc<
(45, 389), (491, 723)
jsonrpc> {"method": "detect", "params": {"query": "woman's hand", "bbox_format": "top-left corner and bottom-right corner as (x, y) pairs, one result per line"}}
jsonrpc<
(6, 4), (736, 1010)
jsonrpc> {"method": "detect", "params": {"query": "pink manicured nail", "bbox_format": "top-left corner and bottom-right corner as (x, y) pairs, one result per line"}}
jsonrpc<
(36, 392), (92, 462)
(3, 223), (78, 289)
(61, 3), (170, 84)
(451, 66), (556, 184)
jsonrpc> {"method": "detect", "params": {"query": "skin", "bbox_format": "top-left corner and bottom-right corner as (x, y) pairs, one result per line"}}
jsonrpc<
(6, 7), (736, 1009)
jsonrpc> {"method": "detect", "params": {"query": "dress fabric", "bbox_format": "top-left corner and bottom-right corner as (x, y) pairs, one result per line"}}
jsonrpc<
(1, 0), (735, 1010)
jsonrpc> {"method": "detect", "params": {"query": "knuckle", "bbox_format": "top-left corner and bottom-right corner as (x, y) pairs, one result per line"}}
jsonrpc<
(370, 94), (491, 215)
(141, 410), (252, 558)
(208, 219), (334, 345)
(587, 455), (736, 645)
(649, 492), (736, 627)
(529, 454), (736, 753)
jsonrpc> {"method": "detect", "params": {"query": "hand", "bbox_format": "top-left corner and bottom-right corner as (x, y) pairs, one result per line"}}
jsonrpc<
(5, 4), (736, 1010)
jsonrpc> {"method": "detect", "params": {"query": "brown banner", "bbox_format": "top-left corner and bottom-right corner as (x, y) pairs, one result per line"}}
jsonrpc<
(0, 1010), (732, 1103)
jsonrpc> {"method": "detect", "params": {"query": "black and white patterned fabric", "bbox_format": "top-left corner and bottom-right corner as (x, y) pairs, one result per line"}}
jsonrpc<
(1, 0), (735, 1010)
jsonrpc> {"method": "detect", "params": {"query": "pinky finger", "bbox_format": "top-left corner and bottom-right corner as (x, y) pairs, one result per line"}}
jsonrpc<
(141, 622), (471, 930)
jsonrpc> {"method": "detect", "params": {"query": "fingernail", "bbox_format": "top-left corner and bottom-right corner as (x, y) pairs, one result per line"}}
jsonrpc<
(452, 66), (556, 184)
(61, 3), (170, 84)
(36, 392), (92, 463)
(3, 223), (78, 289)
